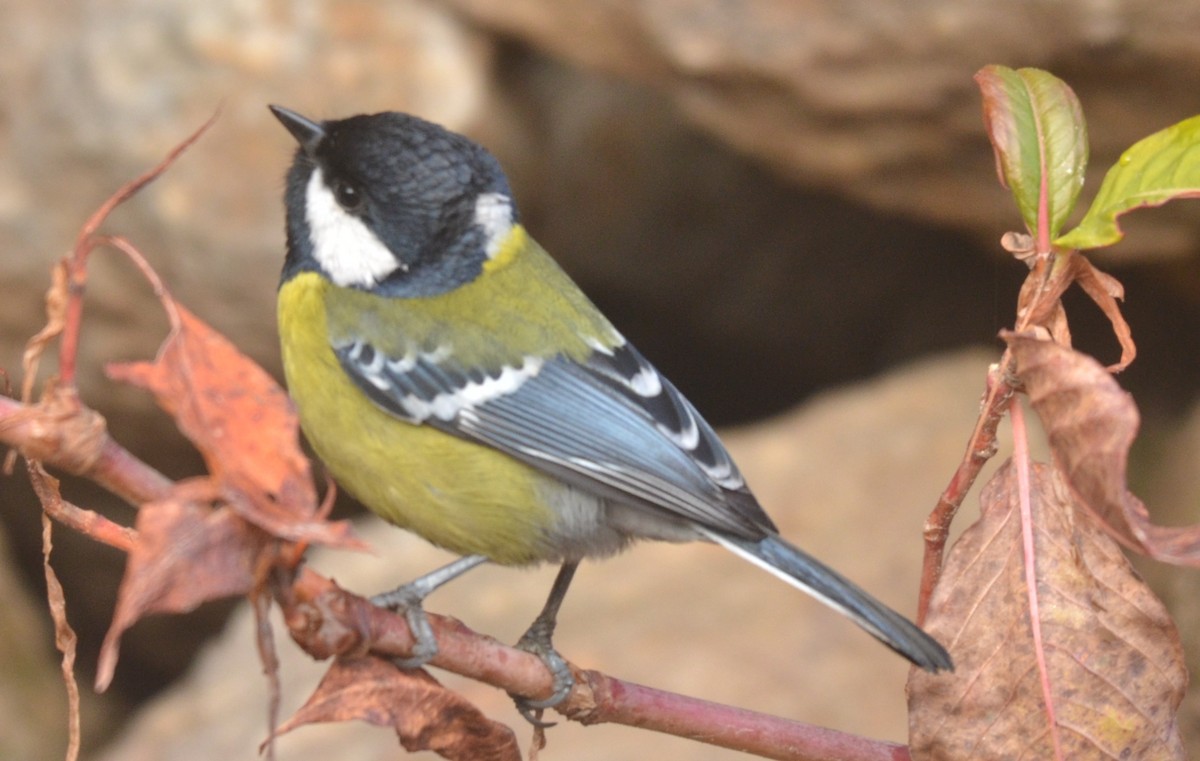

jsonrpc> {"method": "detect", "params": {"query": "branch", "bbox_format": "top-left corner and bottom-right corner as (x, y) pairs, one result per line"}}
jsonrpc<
(3, 389), (912, 761)
(0, 394), (173, 506)
(918, 356), (1013, 622)
(283, 568), (912, 761)
(918, 246), (1064, 621)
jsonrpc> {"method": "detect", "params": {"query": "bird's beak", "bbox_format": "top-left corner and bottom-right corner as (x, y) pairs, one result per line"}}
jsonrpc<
(269, 105), (325, 157)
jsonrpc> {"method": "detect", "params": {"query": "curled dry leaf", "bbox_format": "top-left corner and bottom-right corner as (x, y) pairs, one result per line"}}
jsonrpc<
(1000, 231), (1036, 262)
(107, 304), (361, 549)
(32, 466), (82, 761)
(19, 259), (70, 403)
(253, 587), (283, 761)
(97, 485), (266, 692)
(1011, 250), (1133, 371)
(1009, 334), (1200, 563)
(275, 656), (520, 761)
(909, 461), (1186, 759)
(1059, 254), (1134, 372)
(5, 260), (76, 471)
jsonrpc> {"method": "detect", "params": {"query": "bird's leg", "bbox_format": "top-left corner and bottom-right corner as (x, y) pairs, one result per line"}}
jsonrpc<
(511, 560), (579, 726)
(371, 554), (489, 669)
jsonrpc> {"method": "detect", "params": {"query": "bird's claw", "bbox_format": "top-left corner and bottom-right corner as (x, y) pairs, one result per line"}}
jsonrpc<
(510, 625), (575, 726)
(371, 587), (438, 669)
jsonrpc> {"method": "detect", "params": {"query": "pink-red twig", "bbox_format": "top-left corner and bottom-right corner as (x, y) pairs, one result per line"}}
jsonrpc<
(58, 110), (218, 387)
(918, 355), (1014, 622)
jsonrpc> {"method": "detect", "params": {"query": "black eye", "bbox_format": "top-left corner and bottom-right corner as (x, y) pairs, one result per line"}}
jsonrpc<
(331, 178), (363, 211)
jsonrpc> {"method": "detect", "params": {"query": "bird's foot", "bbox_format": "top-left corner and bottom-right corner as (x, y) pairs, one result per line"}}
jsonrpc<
(369, 555), (490, 669)
(370, 585), (439, 669)
(509, 618), (575, 727)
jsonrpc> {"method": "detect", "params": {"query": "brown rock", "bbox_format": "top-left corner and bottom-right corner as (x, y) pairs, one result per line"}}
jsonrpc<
(442, 0), (1200, 262)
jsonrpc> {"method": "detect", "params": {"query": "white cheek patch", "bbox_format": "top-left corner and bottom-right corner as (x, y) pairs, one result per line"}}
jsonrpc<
(305, 168), (404, 287)
(473, 192), (514, 259)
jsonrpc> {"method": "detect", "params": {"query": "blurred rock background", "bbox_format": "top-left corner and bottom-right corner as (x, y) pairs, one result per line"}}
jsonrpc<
(1, 0), (1199, 758)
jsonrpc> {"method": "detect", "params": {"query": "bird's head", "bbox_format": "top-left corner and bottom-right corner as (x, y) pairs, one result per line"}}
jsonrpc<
(270, 105), (516, 296)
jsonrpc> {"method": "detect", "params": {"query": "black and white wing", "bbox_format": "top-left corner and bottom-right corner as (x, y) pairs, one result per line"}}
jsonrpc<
(335, 338), (775, 539)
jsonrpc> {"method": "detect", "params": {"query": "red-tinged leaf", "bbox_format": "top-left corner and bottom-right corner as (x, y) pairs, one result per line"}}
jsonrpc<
(275, 656), (520, 761)
(1055, 114), (1200, 250)
(107, 305), (361, 549)
(909, 461), (1186, 759)
(97, 488), (264, 691)
(1009, 334), (1200, 563)
(976, 66), (1088, 244)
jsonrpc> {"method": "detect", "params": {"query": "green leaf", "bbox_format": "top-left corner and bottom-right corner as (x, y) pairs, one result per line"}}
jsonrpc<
(1055, 114), (1200, 250)
(975, 66), (1088, 245)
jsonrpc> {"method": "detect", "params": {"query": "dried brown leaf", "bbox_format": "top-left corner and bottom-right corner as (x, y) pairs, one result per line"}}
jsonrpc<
(107, 304), (360, 549)
(1063, 254), (1135, 371)
(1044, 300), (1072, 349)
(20, 260), (70, 404)
(1010, 250), (1134, 371)
(36, 473), (81, 761)
(1009, 334), (1200, 564)
(97, 485), (265, 691)
(276, 656), (520, 761)
(910, 461), (1185, 759)
(254, 587), (282, 761)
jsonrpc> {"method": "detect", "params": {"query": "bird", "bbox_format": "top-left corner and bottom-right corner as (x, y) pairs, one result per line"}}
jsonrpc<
(268, 104), (952, 720)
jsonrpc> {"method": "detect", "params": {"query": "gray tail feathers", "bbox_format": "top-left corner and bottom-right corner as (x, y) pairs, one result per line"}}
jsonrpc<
(703, 530), (952, 672)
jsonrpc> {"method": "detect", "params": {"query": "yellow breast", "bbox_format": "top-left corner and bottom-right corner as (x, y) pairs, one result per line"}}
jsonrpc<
(276, 271), (558, 565)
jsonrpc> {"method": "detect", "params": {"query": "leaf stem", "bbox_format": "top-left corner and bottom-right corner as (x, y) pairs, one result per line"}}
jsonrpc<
(1009, 398), (1063, 760)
